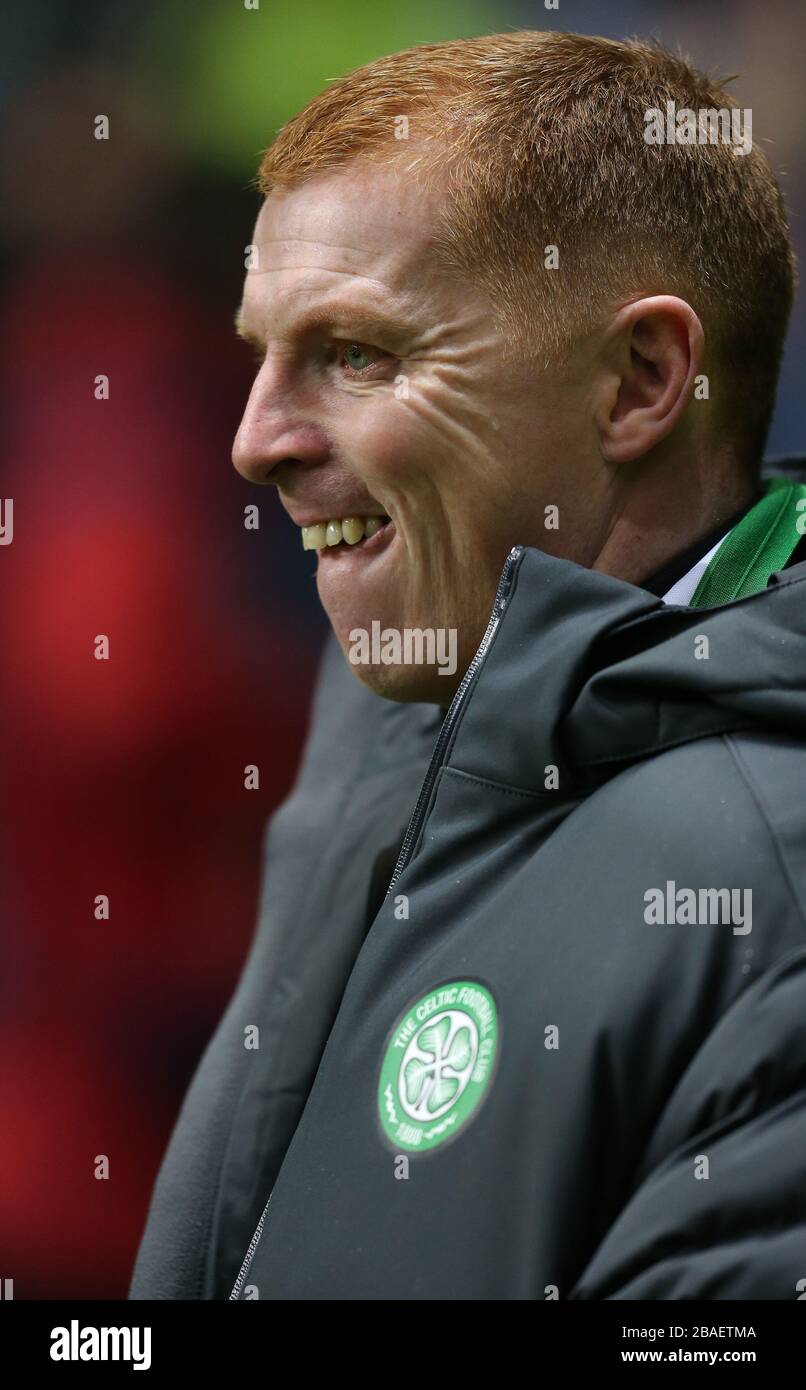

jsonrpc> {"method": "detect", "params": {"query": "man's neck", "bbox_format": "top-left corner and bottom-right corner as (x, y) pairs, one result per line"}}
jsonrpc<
(639, 490), (763, 599)
(589, 448), (762, 593)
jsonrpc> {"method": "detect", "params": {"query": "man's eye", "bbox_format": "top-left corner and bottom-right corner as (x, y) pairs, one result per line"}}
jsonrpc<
(340, 342), (383, 373)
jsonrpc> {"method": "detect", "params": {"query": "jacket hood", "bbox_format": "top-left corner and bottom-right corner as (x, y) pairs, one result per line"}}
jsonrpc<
(445, 463), (806, 799)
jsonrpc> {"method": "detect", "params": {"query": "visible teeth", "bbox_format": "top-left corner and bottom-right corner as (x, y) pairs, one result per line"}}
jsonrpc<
(302, 523), (327, 551)
(301, 514), (388, 551)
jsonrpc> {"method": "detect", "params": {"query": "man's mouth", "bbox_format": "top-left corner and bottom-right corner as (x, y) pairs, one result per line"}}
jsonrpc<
(300, 514), (392, 552)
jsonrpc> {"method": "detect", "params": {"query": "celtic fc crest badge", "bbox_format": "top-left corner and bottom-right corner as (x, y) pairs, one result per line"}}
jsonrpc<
(378, 980), (499, 1152)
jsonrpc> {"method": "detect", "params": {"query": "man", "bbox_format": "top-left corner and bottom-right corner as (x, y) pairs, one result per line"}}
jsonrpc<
(130, 32), (806, 1300)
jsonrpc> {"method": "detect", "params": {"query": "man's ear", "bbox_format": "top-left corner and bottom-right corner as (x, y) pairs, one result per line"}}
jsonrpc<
(595, 296), (705, 464)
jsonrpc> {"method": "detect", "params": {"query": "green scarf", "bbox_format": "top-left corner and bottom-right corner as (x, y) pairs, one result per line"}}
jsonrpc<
(689, 475), (806, 608)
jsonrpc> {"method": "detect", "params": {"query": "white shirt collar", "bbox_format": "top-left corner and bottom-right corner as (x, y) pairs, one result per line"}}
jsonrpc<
(660, 530), (733, 606)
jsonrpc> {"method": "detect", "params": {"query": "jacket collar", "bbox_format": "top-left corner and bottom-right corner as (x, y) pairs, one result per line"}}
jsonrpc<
(440, 543), (806, 799)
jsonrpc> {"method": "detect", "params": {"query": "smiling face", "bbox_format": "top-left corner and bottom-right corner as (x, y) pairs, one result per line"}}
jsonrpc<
(232, 159), (603, 701)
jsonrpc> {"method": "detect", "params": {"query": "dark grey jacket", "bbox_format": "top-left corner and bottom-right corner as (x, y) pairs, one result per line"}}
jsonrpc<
(130, 462), (806, 1300)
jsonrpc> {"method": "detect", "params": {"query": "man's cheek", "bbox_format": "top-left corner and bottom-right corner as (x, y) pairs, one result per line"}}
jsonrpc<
(348, 402), (429, 488)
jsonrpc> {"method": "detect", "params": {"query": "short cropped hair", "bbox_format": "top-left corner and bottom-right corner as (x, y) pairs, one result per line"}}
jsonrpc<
(258, 30), (796, 470)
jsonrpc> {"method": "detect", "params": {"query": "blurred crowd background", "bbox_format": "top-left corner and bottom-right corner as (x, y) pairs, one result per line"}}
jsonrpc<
(1, 0), (803, 1298)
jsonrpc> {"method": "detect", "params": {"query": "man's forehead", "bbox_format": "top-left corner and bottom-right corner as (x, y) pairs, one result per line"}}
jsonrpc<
(250, 163), (440, 283)
(236, 159), (490, 342)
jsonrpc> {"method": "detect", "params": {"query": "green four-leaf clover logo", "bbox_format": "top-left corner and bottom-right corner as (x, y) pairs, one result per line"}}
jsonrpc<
(378, 981), (498, 1152)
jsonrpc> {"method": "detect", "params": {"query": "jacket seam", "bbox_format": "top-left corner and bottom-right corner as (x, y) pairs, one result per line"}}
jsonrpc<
(722, 733), (806, 938)
(442, 765), (566, 801)
(581, 719), (756, 769)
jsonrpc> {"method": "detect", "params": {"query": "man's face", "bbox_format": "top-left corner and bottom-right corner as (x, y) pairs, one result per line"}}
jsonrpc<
(233, 160), (594, 701)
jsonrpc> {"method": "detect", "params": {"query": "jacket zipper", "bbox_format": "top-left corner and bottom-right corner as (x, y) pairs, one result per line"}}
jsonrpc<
(229, 1192), (273, 1300)
(227, 544), (523, 1300)
(386, 544), (523, 895)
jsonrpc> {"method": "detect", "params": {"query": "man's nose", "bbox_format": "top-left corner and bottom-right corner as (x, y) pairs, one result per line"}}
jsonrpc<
(231, 371), (332, 484)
